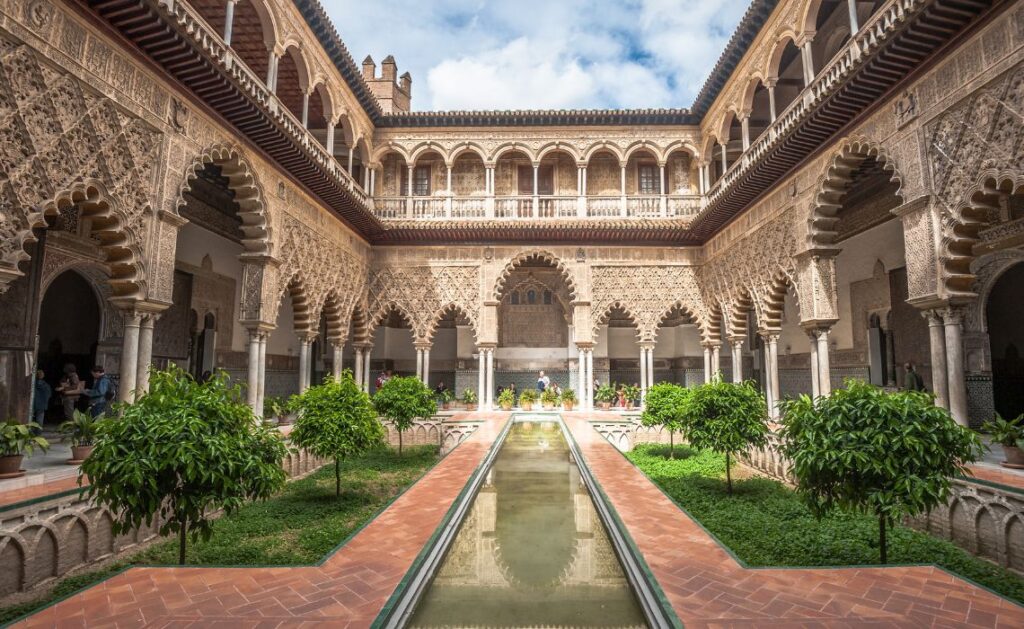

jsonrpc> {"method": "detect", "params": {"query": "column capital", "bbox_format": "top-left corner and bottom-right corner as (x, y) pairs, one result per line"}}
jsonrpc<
(922, 308), (945, 326)
(938, 305), (965, 326)
(297, 330), (318, 344)
(758, 329), (781, 343)
(413, 341), (433, 351)
(639, 342), (656, 351)
(574, 342), (595, 351)
(353, 341), (374, 351)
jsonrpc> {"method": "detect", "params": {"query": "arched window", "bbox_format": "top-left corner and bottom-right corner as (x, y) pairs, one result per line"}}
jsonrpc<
(527, 290), (536, 305)
(511, 291), (520, 305)
(543, 290), (552, 305)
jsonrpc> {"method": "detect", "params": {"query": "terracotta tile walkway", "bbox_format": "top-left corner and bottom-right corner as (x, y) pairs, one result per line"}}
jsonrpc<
(0, 476), (86, 509)
(563, 413), (1024, 628)
(14, 413), (511, 628)
(966, 465), (1024, 492)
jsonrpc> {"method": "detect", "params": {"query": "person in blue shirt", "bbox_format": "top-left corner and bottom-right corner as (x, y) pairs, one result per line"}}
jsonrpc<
(84, 365), (112, 418)
(33, 370), (51, 424)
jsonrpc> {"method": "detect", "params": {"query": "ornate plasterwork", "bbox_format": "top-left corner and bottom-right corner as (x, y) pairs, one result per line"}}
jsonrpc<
(492, 250), (579, 302)
(927, 64), (1024, 298)
(367, 266), (481, 342)
(590, 266), (706, 343)
(0, 42), (160, 298)
(965, 248), (1024, 333)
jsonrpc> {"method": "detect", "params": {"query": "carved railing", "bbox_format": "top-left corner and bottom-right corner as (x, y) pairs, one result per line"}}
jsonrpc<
(667, 195), (701, 217)
(700, 0), (921, 212)
(158, 0), (370, 206)
(412, 198), (445, 219)
(587, 196), (622, 218)
(452, 196), (487, 218)
(370, 194), (701, 221)
(375, 198), (407, 219)
(626, 195), (661, 218)
(538, 196), (578, 218)
(495, 196), (534, 219)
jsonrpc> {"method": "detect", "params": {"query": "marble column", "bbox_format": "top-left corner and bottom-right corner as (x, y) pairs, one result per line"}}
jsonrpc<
(768, 333), (780, 420)
(816, 328), (832, 397)
(256, 333), (268, 416)
(247, 329), (261, 412)
(478, 350), (486, 408)
(808, 330), (820, 398)
(354, 348), (364, 390)
(331, 343), (343, 379)
(363, 346), (372, 393)
(585, 349), (594, 411)
(485, 348), (495, 411)
(415, 348), (424, 382)
(578, 347), (586, 405)
(298, 334), (313, 392)
(711, 343), (721, 379)
(924, 310), (949, 409)
(423, 347), (431, 387)
(639, 347), (648, 400)
(224, 0), (237, 44)
(703, 345), (712, 384)
(646, 345), (655, 391)
(135, 313), (157, 395)
(731, 339), (744, 382)
(942, 307), (968, 426)
(118, 311), (141, 402)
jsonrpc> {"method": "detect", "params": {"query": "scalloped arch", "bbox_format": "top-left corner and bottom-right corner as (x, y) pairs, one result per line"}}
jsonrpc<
(176, 145), (272, 257)
(492, 250), (578, 302)
(808, 138), (905, 247)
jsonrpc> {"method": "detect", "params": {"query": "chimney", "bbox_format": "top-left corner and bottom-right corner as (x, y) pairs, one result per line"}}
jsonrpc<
(400, 71), (412, 97)
(361, 55), (376, 80)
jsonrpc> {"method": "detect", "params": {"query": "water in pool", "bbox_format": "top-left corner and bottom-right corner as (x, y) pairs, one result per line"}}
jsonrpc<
(409, 419), (648, 628)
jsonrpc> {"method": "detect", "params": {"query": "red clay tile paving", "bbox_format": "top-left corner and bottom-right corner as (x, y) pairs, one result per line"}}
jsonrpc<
(0, 476), (86, 509)
(15, 413), (511, 628)
(562, 412), (1024, 628)
(966, 464), (1024, 492)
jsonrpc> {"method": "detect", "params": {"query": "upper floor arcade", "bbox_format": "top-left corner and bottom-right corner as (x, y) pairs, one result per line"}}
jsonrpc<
(81, 0), (1000, 245)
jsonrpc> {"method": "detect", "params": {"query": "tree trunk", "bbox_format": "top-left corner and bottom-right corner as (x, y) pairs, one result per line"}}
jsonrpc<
(335, 457), (341, 497)
(669, 430), (674, 459)
(879, 513), (888, 564)
(725, 452), (733, 494)
(178, 521), (187, 565)
(398, 429), (403, 456)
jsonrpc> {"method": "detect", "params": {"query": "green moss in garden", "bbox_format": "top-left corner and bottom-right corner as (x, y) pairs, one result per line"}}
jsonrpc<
(626, 443), (1024, 605)
(0, 445), (438, 624)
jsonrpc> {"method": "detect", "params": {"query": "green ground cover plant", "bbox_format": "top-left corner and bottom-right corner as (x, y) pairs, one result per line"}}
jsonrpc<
(0, 445), (437, 625)
(626, 443), (1024, 604)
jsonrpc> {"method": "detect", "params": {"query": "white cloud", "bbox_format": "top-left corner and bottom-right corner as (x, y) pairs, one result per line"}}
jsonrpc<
(323, 0), (749, 110)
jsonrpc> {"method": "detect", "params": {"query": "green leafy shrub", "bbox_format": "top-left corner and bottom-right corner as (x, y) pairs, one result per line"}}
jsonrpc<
(81, 366), (287, 564)
(0, 420), (48, 456)
(595, 384), (616, 405)
(683, 379), (769, 493)
(981, 413), (1023, 448)
(560, 388), (577, 405)
(540, 388), (559, 406)
(59, 410), (99, 447)
(779, 380), (982, 563)
(290, 370), (385, 495)
(641, 382), (690, 458)
(519, 389), (538, 406)
(462, 388), (478, 405)
(497, 389), (515, 409)
(373, 376), (436, 455)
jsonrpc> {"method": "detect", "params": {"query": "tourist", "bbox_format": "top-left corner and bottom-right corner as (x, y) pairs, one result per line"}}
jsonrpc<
(55, 363), (83, 421)
(903, 362), (925, 392)
(376, 369), (392, 390)
(435, 381), (447, 395)
(537, 370), (550, 391)
(83, 366), (114, 418)
(32, 370), (51, 425)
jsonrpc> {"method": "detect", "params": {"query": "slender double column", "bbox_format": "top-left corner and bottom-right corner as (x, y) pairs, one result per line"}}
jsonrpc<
(702, 344), (713, 384)
(932, 307), (968, 426)
(246, 327), (271, 415)
(135, 313), (159, 396)
(805, 326), (833, 397)
(482, 346), (495, 410)
(118, 311), (142, 403)
(639, 343), (655, 404)
(759, 331), (781, 420)
(297, 332), (316, 393)
(414, 343), (432, 384)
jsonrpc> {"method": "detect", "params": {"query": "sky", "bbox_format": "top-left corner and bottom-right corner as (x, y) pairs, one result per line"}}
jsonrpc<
(322, 0), (750, 111)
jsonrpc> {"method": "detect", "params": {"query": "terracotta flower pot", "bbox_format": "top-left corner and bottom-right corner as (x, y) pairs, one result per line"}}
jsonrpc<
(542, 402), (554, 410)
(600, 402), (611, 410)
(276, 414), (292, 426)
(0, 455), (24, 478)
(521, 402), (533, 411)
(69, 445), (94, 464)
(442, 402), (451, 411)
(1002, 445), (1024, 469)
(500, 402), (513, 411)
(562, 401), (574, 411)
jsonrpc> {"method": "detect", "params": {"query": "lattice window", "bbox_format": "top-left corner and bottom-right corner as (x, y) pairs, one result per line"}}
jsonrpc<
(638, 163), (659, 195)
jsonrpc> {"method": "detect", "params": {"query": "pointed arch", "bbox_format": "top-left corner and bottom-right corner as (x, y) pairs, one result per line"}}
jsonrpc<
(370, 301), (416, 334)
(176, 144), (272, 256)
(493, 251), (578, 301)
(759, 271), (799, 331)
(652, 300), (704, 342)
(348, 302), (372, 345)
(281, 274), (314, 335)
(320, 291), (346, 344)
(728, 288), (756, 338)
(808, 137), (904, 247)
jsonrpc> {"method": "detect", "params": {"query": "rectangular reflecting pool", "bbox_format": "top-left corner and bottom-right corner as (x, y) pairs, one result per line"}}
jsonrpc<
(409, 418), (648, 628)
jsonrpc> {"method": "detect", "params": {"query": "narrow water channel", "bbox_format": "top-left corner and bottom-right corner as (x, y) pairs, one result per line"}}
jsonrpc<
(409, 418), (648, 628)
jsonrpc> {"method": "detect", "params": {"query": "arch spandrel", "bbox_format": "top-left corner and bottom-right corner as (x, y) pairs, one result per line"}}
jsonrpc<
(368, 266), (482, 344)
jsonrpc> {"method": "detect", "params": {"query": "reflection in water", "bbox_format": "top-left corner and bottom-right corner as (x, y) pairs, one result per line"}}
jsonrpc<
(410, 420), (647, 628)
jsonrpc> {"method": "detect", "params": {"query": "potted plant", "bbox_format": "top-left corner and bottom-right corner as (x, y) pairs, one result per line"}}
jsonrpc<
(561, 388), (577, 411)
(262, 396), (284, 426)
(982, 413), (1024, 468)
(540, 388), (558, 410)
(438, 389), (455, 411)
(462, 389), (478, 410)
(623, 384), (641, 410)
(498, 389), (515, 411)
(0, 420), (49, 478)
(519, 389), (538, 411)
(595, 385), (616, 410)
(60, 410), (99, 464)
